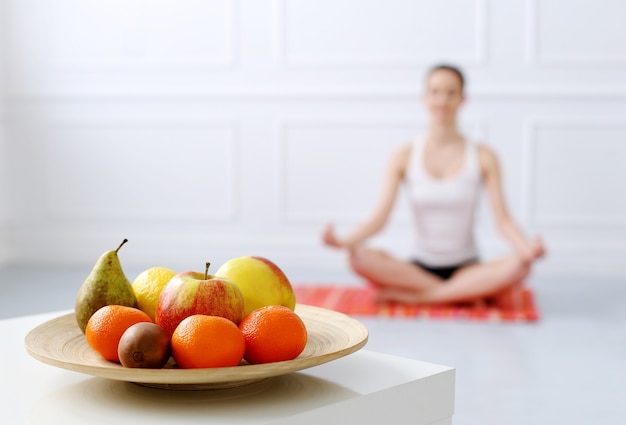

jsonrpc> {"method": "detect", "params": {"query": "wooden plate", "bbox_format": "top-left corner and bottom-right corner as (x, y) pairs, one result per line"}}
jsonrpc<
(24, 304), (368, 390)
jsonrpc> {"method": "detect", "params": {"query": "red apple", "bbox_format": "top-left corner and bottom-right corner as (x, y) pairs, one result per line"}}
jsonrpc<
(155, 263), (245, 337)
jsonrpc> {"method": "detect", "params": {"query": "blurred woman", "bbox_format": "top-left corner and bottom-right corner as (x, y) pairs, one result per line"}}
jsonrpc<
(322, 64), (545, 305)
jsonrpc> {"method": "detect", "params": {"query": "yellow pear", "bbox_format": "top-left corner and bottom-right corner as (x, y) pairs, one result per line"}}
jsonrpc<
(75, 239), (137, 333)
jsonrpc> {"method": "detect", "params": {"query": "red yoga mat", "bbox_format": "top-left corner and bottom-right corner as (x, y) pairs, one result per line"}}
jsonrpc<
(294, 284), (539, 322)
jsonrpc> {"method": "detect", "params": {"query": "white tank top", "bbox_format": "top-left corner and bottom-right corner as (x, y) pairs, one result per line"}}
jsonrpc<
(403, 138), (482, 267)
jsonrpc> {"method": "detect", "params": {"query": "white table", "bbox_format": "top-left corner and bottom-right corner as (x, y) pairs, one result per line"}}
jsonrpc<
(1, 311), (455, 424)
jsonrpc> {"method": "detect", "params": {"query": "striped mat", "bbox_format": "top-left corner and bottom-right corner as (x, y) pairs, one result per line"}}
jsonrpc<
(294, 284), (539, 322)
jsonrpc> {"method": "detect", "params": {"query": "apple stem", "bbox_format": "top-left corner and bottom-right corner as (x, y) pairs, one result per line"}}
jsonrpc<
(205, 262), (211, 280)
(116, 239), (128, 253)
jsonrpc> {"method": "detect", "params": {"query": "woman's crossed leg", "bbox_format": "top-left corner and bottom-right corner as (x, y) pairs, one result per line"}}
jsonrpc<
(348, 245), (530, 305)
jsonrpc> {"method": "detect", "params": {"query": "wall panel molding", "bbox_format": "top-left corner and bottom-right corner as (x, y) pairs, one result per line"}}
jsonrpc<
(523, 117), (626, 227)
(11, 0), (239, 71)
(275, 117), (418, 224)
(10, 85), (626, 102)
(273, 0), (488, 68)
(525, 0), (626, 66)
(40, 118), (241, 223)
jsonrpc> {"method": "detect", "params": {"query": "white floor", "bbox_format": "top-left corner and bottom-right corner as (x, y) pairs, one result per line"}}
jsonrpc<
(2, 266), (624, 425)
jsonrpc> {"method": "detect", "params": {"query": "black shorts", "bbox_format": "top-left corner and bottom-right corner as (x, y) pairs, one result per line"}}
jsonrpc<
(411, 258), (478, 280)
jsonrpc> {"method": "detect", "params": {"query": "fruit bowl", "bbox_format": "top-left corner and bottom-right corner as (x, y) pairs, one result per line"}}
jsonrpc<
(24, 304), (368, 390)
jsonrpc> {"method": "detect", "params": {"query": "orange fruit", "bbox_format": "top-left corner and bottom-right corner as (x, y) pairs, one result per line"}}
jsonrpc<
(85, 305), (152, 362)
(171, 315), (245, 369)
(239, 305), (308, 364)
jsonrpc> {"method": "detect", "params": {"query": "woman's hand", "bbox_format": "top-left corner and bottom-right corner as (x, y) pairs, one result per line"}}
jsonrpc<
(531, 236), (546, 260)
(322, 223), (344, 249)
(521, 236), (546, 264)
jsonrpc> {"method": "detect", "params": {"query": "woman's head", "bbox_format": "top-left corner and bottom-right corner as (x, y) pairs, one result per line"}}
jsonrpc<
(423, 64), (465, 124)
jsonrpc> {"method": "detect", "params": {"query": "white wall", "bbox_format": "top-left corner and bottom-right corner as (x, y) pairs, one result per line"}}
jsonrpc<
(2, 0), (626, 280)
(0, 0), (10, 264)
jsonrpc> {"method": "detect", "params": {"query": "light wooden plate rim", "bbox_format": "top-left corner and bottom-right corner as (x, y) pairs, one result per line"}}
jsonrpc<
(24, 304), (369, 390)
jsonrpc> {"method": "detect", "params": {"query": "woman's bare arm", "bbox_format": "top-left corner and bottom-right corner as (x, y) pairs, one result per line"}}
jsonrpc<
(478, 145), (545, 262)
(323, 144), (411, 249)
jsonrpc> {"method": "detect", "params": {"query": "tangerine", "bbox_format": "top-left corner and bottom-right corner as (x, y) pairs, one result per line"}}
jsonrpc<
(85, 305), (152, 362)
(239, 305), (308, 364)
(171, 315), (245, 369)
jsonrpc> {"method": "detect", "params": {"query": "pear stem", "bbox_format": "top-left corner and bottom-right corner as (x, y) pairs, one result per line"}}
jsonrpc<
(116, 239), (128, 253)
(205, 262), (211, 280)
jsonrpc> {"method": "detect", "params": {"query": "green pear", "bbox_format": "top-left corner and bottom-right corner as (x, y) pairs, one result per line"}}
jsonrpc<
(75, 239), (138, 333)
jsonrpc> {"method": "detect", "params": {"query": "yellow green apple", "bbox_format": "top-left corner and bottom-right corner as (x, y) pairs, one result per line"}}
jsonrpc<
(215, 256), (296, 316)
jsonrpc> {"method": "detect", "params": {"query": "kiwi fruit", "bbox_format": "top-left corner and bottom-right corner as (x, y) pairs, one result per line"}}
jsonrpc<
(118, 322), (171, 368)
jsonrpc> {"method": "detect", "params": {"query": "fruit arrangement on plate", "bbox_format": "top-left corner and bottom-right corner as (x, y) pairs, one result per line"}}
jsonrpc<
(74, 239), (308, 369)
(25, 239), (368, 389)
